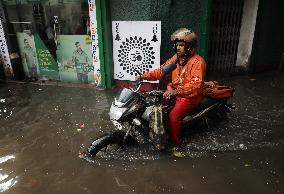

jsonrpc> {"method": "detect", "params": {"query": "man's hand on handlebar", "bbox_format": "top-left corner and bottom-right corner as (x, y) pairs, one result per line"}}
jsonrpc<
(163, 90), (177, 99)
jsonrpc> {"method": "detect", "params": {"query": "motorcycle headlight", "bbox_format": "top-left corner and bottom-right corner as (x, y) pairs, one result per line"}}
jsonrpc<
(133, 118), (142, 126)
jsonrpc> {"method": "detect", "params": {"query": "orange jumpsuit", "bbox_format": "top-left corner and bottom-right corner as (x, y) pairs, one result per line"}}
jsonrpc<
(143, 53), (206, 144)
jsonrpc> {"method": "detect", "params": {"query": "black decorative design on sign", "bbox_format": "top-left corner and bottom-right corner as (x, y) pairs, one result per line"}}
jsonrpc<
(115, 71), (124, 78)
(151, 23), (158, 42)
(115, 23), (121, 41)
(117, 36), (155, 76)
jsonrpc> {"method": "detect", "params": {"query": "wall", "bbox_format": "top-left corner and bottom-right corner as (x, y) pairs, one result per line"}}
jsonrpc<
(235, 0), (259, 71)
(108, 0), (202, 64)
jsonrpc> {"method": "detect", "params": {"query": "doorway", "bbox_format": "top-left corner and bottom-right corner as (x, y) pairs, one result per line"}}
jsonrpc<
(251, 0), (284, 72)
(207, 0), (244, 75)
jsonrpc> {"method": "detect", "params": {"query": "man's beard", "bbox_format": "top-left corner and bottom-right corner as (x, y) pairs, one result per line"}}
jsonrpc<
(177, 52), (187, 59)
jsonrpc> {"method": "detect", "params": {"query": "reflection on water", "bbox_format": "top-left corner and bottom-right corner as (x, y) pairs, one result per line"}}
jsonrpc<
(0, 155), (15, 164)
(0, 155), (17, 192)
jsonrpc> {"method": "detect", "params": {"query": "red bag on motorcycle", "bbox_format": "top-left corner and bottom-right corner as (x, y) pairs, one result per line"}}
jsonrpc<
(203, 81), (235, 99)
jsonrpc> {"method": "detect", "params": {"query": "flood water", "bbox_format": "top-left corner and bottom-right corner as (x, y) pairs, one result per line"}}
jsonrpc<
(0, 72), (284, 194)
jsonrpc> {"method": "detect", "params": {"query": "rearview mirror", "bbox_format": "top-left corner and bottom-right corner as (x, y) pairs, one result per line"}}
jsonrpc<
(158, 63), (177, 89)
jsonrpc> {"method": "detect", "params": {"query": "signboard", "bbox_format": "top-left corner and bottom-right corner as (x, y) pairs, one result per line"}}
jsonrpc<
(0, 19), (13, 79)
(34, 34), (59, 80)
(112, 21), (161, 81)
(56, 35), (95, 84)
(88, 0), (101, 86)
(16, 32), (40, 79)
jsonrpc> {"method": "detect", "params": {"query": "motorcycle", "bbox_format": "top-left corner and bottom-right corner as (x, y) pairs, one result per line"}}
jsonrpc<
(86, 63), (234, 157)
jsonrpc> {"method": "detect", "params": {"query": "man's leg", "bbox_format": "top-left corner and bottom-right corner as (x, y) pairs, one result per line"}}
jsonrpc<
(83, 73), (88, 84)
(28, 68), (32, 79)
(31, 67), (37, 80)
(28, 68), (34, 80)
(77, 73), (83, 83)
(169, 98), (197, 145)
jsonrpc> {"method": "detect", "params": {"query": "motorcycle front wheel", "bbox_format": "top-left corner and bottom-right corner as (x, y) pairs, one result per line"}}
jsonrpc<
(87, 131), (136, 157)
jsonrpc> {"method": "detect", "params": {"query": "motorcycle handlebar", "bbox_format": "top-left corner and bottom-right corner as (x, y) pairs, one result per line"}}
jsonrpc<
(147, 90), (164, 97)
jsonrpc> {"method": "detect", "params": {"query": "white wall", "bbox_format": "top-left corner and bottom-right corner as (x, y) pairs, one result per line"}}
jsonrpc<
(236, 0), (259, 69)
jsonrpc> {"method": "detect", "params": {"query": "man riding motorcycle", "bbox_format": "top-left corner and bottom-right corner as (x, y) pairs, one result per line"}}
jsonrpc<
(84, 28), (235, 158)
(137, 28), (206, 145)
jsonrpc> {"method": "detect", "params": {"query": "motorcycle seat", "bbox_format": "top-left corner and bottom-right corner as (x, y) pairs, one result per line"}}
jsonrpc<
(182, 97), (220, 122)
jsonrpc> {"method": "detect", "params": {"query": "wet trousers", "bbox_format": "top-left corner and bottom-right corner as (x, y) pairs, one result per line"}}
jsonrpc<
(28, 67), (37, 79)
(169, 97), (198, 145)
(77, 73), (88, 84)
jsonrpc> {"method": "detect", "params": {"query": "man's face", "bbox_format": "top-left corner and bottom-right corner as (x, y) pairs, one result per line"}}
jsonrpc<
(75, 43), (82, 52)
(24, 40), (30, 47)
(176, 41), (188, 57)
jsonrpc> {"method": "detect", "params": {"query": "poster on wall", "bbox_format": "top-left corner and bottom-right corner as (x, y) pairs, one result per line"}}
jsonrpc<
(56, 35), (95, 84)
(0, 18), (13, 79)
(88, 0), (101, 87)
(34, 34), (59, 80)
(16, 32), (40, 80)
(112, 21), (161, 81)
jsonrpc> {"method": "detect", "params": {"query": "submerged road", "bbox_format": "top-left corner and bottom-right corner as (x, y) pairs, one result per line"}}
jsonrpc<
(0, 72), (283, 194)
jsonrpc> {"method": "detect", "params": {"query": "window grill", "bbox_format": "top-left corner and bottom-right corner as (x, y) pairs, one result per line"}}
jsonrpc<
(208, 0), (244, 74)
